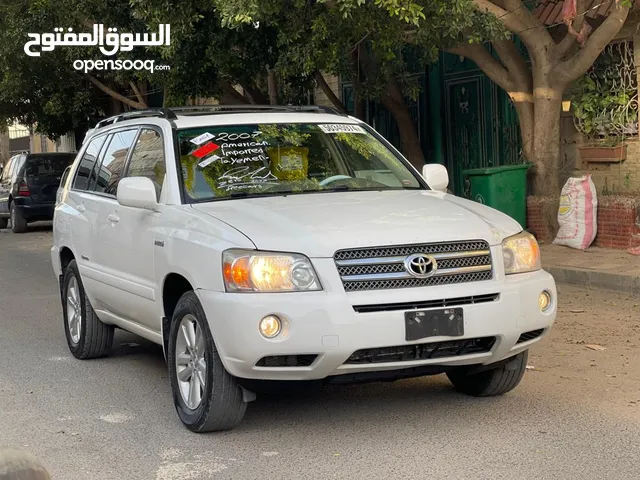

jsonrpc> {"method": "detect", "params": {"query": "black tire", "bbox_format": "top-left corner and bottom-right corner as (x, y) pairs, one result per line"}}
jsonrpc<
(447, 350), (528, 397)
(0, 217), (7, 229)
(10, 203), (27, 233)
(62, 259), (114, 359)
(168, 291), (247, 433)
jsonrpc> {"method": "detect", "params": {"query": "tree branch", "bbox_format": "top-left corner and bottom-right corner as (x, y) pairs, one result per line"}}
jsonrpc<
(492, 39), (532, 90)
(471, 0), (526, 34)
(129, 81), (148, 108)
(219, 80), (250, 104)
(473, 0), (554, 63)
(315, 72), (347, 113)
(555, 2), (631, 84)
(508, 0), (555, 49)
(446, 44), (513, 91)
(238, 80), (268, 104)
(85, 74), (146, 109)
(555, 0), (587, 59)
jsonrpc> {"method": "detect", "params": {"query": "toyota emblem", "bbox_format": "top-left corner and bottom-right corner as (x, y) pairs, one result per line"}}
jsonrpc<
(404, 253), (437, 278)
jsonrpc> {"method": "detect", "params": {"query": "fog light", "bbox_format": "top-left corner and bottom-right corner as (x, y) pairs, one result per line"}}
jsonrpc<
(538, 291), (551, 312)
(259, 315), (282, 338)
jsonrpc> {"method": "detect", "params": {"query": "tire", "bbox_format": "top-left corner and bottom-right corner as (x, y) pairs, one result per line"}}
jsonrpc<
(0, 217), (7, 229)
(168, 291), (247, 433)
(447, 350), (528, 397)
(62, 259), (114, 359)
(10, 203), (27, 233)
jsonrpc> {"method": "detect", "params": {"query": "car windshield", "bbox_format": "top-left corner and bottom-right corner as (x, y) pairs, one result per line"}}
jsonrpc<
(176, 123), (424, 202)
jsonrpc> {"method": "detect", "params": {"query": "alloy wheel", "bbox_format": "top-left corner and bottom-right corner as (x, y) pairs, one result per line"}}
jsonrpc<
(175, 314), (207, 410)
(66, 276), (82, 345)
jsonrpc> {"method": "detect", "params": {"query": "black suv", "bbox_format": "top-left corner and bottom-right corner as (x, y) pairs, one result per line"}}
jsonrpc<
(0, 152), (76, 232)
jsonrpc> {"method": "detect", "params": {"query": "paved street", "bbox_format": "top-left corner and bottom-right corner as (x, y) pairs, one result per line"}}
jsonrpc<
(1, 225), (640, 480)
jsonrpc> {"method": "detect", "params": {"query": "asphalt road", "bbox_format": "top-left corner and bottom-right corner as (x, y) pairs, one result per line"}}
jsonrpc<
(1, 224), (639, 480)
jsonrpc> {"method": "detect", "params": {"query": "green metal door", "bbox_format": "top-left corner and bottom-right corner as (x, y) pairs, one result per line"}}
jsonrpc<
(445, 78), (488, 195)
(441, 49), (525, 195)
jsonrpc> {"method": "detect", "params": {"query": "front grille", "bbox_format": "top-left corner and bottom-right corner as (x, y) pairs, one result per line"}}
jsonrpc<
(344, 337), (496, 364)
(334, 240), (493, 292)
(353, 293), (499, 313)
(516, 329), (545, 344)
(255, 355), (318, 367)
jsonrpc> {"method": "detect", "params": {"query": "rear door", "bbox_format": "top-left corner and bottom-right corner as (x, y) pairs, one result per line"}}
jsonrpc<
(67, 135), (108, 307)
(24, 154), (76, 204)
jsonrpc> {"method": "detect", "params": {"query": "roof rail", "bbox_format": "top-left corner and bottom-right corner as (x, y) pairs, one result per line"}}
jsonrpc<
(94, 108), (177, 129)
(92, 104), (344, 130)
(168, 104), (344, 116)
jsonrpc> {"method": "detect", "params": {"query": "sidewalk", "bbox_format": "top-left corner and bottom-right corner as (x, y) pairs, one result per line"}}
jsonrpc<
(541, 244), (640, 295)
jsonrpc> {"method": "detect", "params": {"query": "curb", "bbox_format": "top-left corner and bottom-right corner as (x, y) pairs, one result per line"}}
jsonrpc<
(547, 266), (640, 296)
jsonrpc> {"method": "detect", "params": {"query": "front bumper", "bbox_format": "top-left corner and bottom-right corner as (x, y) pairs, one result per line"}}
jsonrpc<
(197, 259), (557, 381)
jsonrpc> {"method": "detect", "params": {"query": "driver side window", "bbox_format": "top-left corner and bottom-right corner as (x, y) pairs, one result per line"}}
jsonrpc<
(125, 128), (166, 202)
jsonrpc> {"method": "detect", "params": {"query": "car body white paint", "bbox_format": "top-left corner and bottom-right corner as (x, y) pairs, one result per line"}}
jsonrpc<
(52, 110), (557, 382)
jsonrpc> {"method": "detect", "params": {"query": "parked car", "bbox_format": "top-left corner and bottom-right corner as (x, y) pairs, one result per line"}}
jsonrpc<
(51, 106), (557, 433)
(0, 152), (76, 232)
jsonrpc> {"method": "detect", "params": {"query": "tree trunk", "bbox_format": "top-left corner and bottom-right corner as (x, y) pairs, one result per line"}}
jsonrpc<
(380, 80), (425, 170)
(267, 68), (279, 105)
(531, 90), (562, 196)
(511, 95), (534, 162)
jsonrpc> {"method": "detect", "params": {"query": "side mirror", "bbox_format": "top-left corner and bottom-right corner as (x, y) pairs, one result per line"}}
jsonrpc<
(117, 177), (158, 210)
(422, 164), (449, 192)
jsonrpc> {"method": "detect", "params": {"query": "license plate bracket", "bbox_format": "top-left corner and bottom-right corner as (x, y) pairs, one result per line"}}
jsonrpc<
(405, 308), (464, 341)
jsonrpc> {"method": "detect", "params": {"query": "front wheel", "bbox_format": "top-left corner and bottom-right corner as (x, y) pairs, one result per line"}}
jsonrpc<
(447, 350), (528, 397)
(168, 291), (247, 432)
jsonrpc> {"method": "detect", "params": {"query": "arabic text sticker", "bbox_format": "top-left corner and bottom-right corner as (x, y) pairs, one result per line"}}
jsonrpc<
(279, 154), (303, 171)
(318, 124), (366, 134)
(190, 132), (215, 146)
(198, 155), (221, 169)
(191, 141), (220, 159)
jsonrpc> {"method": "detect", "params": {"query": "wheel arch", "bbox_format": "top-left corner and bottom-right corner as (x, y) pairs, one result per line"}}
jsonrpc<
(161, 272), (195, 358)
(59, 247), (75, 272)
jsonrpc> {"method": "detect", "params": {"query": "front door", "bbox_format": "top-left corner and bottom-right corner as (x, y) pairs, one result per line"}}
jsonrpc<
(95, 127), (166, 332)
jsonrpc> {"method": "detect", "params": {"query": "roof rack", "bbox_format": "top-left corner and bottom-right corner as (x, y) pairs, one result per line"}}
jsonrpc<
(92, 104), (343, 129)
(168, 104), (343, 116)
(94, 108), (177, 129)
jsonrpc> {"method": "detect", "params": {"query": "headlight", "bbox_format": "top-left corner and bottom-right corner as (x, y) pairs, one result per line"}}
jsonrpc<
(222, 249), (322, 292)
(502, 231), (541, 275)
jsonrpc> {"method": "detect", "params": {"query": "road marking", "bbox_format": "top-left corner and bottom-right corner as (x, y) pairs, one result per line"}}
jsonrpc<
(99, 412), (132, 424)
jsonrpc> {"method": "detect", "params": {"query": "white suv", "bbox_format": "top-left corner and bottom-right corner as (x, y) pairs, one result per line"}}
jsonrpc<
(52, 106), (557, 432)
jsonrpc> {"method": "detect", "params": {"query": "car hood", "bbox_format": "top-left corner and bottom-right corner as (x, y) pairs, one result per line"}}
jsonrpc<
(191, 190), (523, 257)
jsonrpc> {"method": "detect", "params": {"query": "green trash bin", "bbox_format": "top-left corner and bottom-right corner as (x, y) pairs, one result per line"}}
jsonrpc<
(462, 163), (531, 228)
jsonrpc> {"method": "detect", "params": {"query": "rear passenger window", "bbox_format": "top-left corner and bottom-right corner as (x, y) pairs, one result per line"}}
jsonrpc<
(125, 128), (165, 201)
(73, 136), (106, 190)
(1, 159), (14, 181)
(92, 130), (138, 195)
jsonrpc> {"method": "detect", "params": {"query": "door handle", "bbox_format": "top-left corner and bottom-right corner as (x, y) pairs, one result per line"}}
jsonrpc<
(108, 213), (120, 223)
(77, 204), (86, 213)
